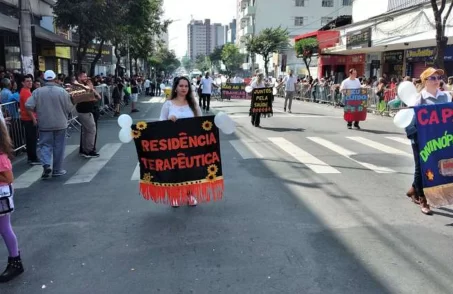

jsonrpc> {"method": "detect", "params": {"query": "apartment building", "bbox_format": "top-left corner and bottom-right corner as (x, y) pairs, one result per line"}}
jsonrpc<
(236, 0), (353, 76)
(225, 19), (237, 44)
(187, 19), (227, 60)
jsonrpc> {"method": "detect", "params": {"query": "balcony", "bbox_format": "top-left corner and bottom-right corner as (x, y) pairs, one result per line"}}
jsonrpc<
(243, 24), (253, 35)
(244, 5), (256, 16)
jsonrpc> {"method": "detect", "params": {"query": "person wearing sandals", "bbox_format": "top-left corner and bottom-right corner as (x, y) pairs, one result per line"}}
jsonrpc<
(405, 67), (451, 215)
(159, 76), (201, 207)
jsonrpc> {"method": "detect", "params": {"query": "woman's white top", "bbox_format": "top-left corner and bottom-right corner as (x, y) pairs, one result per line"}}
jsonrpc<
(251, 81), (265, 89)
(159, 100), (200, 121)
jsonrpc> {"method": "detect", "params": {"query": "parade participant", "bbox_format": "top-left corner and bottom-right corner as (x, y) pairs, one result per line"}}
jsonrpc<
(340, 68), (362, 129)
(199, 72), (218, 112)
(0, 120), (24, 283)
(250, 72), (266, 127)
(405, 67), (451, 215)
(159, 76), (201, 207)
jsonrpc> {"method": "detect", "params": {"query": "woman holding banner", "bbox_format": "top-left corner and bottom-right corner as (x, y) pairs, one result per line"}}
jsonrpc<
(405, 68), (451, 215)
(159, 76), (201, 207)
(250, 72), (266, 127)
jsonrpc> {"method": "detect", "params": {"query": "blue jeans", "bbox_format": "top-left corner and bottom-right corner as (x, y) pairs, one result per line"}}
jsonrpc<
(410, 134), (425, 198)
(39, 129), (67, 172)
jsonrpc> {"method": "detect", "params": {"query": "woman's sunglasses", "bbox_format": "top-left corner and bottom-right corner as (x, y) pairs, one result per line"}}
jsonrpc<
(426, 75), (443, 81)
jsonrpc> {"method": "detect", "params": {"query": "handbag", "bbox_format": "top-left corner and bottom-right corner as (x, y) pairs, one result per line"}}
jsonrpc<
(0, 184), (14, 215)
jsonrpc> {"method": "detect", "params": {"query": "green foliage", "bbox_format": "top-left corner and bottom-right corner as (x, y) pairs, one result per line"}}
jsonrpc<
(148, 48), (180, 74)
(221, 44), (245, 74)
(195, 54), (211, 72)
(181, 57), (194, 71)
(246, 26), (289, 76)
(294, 38), (318, 77)
(210, 46), (224, 69)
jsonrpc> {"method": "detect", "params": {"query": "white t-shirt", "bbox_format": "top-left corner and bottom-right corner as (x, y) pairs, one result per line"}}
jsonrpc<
(159, 100), (200, 120)
(340, 78), (361, 91)
(144, 79), (150, 88)
(200, 77), (214, 94)
(283, 75), (298, 92)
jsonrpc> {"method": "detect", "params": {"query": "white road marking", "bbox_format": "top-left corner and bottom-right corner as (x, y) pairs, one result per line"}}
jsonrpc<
(65, 143), (122, 184)
(347, 137), (412, 157)
(307, 137), (395, 173)
(14, 145), (79, 189)
(386, 137), (411, 146)
(268, 137), (340, 174)
(131, 163), (140, 181)
(229, 139), (264, 159)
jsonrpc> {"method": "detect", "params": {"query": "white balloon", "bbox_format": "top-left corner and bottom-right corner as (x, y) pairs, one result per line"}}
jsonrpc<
(117, 114), (133, 128)
(245, 86), (253, 93)
(119, 128), (133, 143)
(397, 81), (418, 107)
(393, 108), (414, 128)
(221, 120), (236, 135)
(214, 112), (228, 128)
(160, 83), (166, 90)
(273, 87), (277, 95)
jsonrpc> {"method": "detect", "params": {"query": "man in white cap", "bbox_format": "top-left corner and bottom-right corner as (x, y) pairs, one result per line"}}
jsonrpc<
(25, 70), (73, 179)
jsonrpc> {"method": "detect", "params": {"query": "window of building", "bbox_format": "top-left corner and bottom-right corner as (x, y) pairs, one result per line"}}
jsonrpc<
(294, 17), (305, 26)
(343, 0), (352, 5)
(295, 0), (305, 7)
(321, 17), (333, 25)
(322, 0), (333, 7)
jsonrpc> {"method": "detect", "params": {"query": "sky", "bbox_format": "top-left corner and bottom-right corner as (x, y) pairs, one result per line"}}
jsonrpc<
(163, 0), (236, 58)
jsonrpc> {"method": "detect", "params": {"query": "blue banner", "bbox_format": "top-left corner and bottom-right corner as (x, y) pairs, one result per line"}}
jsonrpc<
(415, 103), (453, 207)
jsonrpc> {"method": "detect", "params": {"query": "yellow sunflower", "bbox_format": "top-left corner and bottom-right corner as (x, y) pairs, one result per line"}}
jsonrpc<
(207, 164), (218, 175)
(202, 120), (213, 131)
(206, 173), (217, 182)
(136, 121), (147, 130)
(142, 173), (153, 183)
(131, 130), (141, 139)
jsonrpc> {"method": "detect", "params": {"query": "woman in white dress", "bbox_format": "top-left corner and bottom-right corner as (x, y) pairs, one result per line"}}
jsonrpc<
(159, 76), (202, 207)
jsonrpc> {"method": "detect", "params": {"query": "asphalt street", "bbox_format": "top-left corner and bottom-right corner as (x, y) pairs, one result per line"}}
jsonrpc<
(2, 94), (453, 294)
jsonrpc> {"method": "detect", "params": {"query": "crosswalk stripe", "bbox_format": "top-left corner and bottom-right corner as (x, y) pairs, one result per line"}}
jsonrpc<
(268, 137), (340, 174)
(386, 137), (411, 146)
(65, 143), (122, 185)
(14, 145), (79, 189)
(307, 137), (395, 173)
(347, 137), (412, 157)
(131, 163), (140, 181)
(229, 139), (264, 159)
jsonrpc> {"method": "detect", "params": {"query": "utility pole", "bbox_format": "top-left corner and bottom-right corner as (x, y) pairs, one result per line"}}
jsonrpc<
(19, 0), (34, 76)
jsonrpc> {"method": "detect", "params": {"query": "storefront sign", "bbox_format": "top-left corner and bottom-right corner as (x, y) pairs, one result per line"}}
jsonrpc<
(346, 27), (371, 50)
(347, 54), (365, 64)
(383, 50), (404, 63)
(406, 46), (453, 62)
(72, 43), (113, 65)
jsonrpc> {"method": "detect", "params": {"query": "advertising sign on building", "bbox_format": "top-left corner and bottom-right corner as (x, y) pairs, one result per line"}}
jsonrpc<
(72, 43), (113, 65)
(346, 27), (372, 50)
(406, 46), (453, 62)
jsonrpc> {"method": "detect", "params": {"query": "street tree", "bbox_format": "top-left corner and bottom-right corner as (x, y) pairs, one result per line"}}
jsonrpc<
(246, 27), (289, 77)
(149, 48), (180, 75)
(210, 46), (224, 71)
(295, 38), (318, 78)
(182, 57), (194, 71)
(195, 54), (211, 72)
(221, 43), (245, 74)
(430, 0), (453, 69)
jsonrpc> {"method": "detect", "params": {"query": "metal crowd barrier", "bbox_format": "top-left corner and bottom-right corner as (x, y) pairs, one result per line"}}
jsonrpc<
(0, 102), (26, 152)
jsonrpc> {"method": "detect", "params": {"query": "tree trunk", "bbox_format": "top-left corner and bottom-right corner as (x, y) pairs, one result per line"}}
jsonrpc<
(114, 45), (121, 78)
(303, 57), (312, 78)
(431, 0), (453, 70)
(135, 58), (139, 75)
(89, 39), (105, 77)
(264, 54), (269, 77)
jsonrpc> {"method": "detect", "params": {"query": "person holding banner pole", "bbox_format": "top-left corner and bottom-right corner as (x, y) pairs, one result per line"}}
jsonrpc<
(405, 67), (451, 215)
(159, 76), (201, 207)
(250, 73), (266, 127)
(340, 69), (362, 129)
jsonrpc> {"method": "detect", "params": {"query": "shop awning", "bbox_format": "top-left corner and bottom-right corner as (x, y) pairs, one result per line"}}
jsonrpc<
(0, 12), (77, 47)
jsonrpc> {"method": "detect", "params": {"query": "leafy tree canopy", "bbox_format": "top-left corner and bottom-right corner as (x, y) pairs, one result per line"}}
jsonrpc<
(221, 43), (245, 74)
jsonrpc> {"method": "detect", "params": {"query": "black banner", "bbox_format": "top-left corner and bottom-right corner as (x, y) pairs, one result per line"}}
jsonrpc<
(221, 83), (247, 99)
(250, 87), (273, 117)
(132, 116), (224, 204)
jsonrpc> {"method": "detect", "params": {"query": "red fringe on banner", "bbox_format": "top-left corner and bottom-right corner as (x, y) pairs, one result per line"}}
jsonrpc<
(140, 178), (224, 205)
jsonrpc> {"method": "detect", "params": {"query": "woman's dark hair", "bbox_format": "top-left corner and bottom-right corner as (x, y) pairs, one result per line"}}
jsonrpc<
(0, 121), (13, 157)
(171, 76), (199, 117)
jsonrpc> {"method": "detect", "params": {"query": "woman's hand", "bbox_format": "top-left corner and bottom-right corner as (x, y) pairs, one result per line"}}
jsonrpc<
(169, 115), (177, 122)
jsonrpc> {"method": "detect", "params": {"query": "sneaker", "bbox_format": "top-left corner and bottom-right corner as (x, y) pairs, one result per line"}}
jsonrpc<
(354, 125), (361, 130)
(171, 199), (180, 208)
(131, 109), (139, 113)
(347, 125), (352, 129)
(52, 170), (67, 177)
(82, 152), (100, 158)
(41, 165), (52, 179)
(188, 196), (198, 207)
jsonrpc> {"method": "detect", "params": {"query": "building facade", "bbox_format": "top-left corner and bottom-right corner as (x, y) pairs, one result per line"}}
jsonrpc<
(323, 0), (453, 80)
(236, 0), (353, 76)
(187, 19), (227, 60)
(226, 19), (237, 44)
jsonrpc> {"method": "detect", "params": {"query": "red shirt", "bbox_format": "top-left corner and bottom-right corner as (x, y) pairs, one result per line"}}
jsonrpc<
(19, 88), (34, 121)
